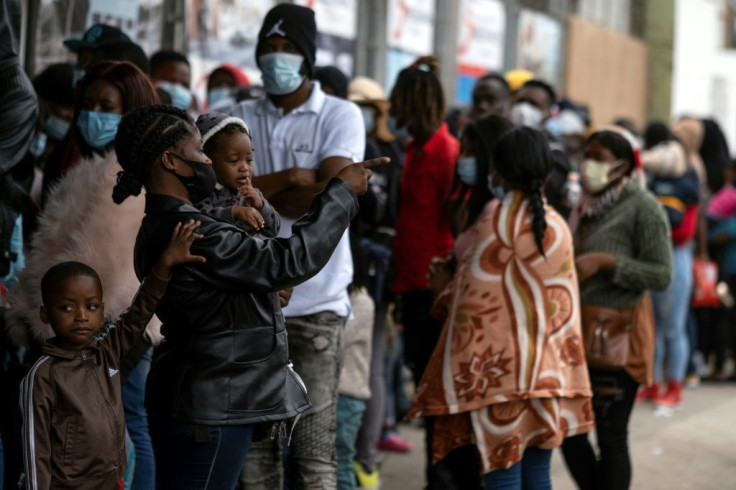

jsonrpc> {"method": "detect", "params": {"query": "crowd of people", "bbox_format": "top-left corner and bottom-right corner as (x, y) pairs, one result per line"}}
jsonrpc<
(1, 2), (736, 490)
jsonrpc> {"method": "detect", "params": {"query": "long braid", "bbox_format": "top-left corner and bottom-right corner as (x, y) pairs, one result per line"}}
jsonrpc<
(113, 105), (196, 204)
(527, 178), (547, 257)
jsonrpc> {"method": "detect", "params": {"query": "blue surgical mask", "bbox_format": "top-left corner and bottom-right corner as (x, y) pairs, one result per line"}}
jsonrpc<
(259, 52), (305, 96)
(387, 116), (410, 140)
(456, 157), (477, 185)
(157, 81), (194, 110)
(72, 69), (85, 87)
(76, 110), (121, 149)
(361, 107), (375, 134)
(208, 87), (231, 108)
(43, 114), (70, 141)
(487, 174), (506, 200)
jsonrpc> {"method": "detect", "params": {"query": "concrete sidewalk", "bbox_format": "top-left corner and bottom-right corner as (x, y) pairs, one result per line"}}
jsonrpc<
(381, 384), (736, 489)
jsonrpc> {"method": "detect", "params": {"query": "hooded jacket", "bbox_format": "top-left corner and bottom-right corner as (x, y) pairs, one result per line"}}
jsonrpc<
(20, 274), (168, 490)
(6, 152), (162, 352)
(134, 178), (358, 424)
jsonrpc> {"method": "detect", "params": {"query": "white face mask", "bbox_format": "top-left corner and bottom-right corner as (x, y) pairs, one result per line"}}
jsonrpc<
(581, 159), (625, 194)
(509, 102), (544, 129)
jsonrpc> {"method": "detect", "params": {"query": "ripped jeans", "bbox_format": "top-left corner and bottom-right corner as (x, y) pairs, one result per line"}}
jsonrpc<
(239, 312), (345, 490)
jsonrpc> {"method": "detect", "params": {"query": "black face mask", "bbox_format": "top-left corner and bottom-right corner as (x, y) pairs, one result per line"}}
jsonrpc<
(166, 153), (217, 203)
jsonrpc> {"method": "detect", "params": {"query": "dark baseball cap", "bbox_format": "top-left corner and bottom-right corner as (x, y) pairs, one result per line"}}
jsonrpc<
(64, 24), (131, 53)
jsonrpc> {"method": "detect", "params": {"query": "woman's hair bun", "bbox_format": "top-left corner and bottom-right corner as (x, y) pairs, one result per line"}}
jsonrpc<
(112, 170), (142, 204)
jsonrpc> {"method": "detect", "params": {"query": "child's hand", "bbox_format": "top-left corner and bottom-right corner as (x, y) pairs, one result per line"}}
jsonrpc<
(153, 220), (206, 279)
(238, 178), (264, 209)
(233, 206), (265, 231)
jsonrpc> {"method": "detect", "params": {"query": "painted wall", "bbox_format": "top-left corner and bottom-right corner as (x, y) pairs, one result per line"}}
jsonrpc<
(672, 0), (736, 154)
(564, 16), (648, 127)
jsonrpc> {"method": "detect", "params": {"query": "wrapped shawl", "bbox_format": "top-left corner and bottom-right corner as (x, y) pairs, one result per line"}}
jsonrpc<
(408, 191), (593, 473)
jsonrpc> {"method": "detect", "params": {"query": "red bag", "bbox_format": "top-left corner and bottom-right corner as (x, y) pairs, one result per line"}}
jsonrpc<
(692, 258), (720, 308)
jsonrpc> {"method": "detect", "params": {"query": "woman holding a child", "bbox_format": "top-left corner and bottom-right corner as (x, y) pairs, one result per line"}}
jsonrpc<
(112, 104), (383, 489)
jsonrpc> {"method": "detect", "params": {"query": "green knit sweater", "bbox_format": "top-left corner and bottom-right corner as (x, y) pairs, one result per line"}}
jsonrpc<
(577, 180), (674, 309)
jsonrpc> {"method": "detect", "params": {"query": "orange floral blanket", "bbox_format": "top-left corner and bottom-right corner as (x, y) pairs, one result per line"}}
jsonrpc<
(408, 192), (593, 472)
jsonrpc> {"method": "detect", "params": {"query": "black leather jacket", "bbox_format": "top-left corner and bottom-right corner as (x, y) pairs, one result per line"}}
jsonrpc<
(134, 179), (358, 425)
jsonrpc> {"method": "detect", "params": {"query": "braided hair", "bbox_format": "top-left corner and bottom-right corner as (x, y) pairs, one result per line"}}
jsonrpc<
(390, 55), (445, 138)
(493, 127), (553, 256)
(112, 104), (197, 204)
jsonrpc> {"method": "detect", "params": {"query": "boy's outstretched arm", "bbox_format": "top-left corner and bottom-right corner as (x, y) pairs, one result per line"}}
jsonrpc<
(105, 220), (206, 359)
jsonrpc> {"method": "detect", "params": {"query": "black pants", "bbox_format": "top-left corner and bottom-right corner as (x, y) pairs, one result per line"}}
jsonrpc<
(402, 290), (482, 490)
(561, 369), (639, 490)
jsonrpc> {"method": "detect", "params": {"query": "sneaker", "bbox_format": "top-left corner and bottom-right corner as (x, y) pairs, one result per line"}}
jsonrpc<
(656, 380), (683, 409)
(378, 432), (413, 453)
(635, 383), (659, 403)
(354, 461), (379, 490)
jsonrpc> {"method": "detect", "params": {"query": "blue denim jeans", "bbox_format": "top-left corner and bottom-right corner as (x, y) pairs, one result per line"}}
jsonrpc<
(240, 312), (345, 490)
(336, 396), (367, 490)
(652, 245), (693, 383)
(149, 413), (253, 490)
(122, 349), (154, 490)
(483, 447), (552, 490)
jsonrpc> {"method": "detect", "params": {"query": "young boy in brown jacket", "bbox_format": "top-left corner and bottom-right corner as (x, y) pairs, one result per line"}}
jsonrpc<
(20, 220), (205, 490)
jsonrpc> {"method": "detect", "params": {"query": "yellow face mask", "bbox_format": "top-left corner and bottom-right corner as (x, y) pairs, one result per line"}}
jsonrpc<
(581, 159), (624, 193)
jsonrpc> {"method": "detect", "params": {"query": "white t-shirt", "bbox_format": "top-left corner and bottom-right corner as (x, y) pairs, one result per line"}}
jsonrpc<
(230, 82), (366, 317)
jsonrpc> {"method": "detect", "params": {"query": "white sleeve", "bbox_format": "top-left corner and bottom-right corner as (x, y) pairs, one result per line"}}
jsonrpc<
(318, 100), (366, 164)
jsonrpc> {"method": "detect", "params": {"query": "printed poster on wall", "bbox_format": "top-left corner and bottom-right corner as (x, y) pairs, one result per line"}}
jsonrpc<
(294, 0), (358, 77)
(385, 0), (435, 90)
(86, 0), (138, 36)
(517, 9), (562, 85)
(455, 0), (506, 105)
(187, 0), (277, 96)
(34, 0), (163, 73)
(386, 0), (435, 55)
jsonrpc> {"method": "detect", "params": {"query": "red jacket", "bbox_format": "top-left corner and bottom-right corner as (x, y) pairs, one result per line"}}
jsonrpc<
(394, 123), (458, 293)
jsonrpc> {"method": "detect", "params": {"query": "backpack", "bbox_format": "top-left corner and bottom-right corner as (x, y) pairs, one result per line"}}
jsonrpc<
(648, 166), (700, 227)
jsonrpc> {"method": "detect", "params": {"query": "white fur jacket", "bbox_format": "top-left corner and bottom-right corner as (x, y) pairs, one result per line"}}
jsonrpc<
(6, 151), (162, 350)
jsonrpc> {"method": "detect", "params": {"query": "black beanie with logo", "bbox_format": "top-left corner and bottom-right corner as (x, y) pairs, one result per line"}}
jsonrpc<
(256, 4), (317, 78)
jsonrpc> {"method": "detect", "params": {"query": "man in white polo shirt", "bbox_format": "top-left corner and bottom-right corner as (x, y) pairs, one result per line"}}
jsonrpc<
(230, 4), (365, 489)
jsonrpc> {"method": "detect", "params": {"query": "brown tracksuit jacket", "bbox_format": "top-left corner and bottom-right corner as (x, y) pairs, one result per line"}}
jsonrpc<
(20, 274), (168, 490)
